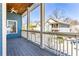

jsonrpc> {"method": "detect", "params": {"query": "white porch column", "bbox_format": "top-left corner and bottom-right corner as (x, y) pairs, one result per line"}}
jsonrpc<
(2, 3), (6, 56)
(27, 7), (30, 40)
(40, 3), (45, 48)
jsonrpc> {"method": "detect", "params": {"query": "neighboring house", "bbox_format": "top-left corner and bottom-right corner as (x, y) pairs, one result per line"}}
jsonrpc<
(47, 18), (70, 32)
(33, 18), (70, 32)
(35, 22), (40, 31)
(30, 18), (70, 32)
(28, 22), (37, 30)
(45, 21), (52, 32)
(70, 25), (79, 33)
(22, 24), (27, 30)
(33, 21), (52, 31)
(64, 19), (79, 33)
(27, 18), (79, 33)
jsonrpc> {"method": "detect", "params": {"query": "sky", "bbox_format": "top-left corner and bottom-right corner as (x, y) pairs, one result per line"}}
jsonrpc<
(45, 3), (79, 20)
(30, 6), (40, 22)
(23, 3), (79, 24)
(0, 0), (2, 2)
(22, 14), (27, 24)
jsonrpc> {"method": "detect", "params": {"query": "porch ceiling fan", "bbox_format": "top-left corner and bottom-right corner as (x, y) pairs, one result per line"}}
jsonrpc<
(10, 8), (18, 14)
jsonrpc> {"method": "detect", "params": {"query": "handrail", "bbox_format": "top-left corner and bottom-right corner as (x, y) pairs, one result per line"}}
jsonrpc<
(22, 30), (79, 56)
(22, 30), (79, 37)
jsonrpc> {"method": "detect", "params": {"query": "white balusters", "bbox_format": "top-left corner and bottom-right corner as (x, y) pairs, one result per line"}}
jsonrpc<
(71, 40), (73, 56)
(76, 36), (78, 56)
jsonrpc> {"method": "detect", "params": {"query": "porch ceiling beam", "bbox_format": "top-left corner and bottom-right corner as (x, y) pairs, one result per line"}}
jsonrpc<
(22, 3), (40, 17)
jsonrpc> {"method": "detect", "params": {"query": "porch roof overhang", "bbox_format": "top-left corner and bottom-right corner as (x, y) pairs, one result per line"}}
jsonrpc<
(6, 3), (33, 15)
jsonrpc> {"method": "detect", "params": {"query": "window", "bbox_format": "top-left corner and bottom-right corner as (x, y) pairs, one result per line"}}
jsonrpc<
(55, 24), (58, 28)
(52, 24), (54, 28)
(7, 20), (17, 34)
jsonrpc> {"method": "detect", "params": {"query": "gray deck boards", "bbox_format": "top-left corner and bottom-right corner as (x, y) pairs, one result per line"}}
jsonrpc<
(7, 38), (57, 56)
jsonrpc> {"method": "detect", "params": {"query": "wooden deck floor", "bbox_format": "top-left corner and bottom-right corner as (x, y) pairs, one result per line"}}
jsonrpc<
(7, 38), (57, 56)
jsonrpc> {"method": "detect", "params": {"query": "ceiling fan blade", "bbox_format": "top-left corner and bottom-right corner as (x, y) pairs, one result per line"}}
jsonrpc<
(14, 10), (18, 13)
(11, 8), (18, 14)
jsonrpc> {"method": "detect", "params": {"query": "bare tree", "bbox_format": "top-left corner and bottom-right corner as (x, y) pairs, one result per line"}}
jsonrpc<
(52, 8), (65, 19)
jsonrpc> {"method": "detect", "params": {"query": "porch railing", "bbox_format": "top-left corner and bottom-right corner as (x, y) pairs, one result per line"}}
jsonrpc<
(21, 30), (79, 56)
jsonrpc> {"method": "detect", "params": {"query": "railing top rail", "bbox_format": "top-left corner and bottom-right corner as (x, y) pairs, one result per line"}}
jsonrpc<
(22, 30), (79, 37)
